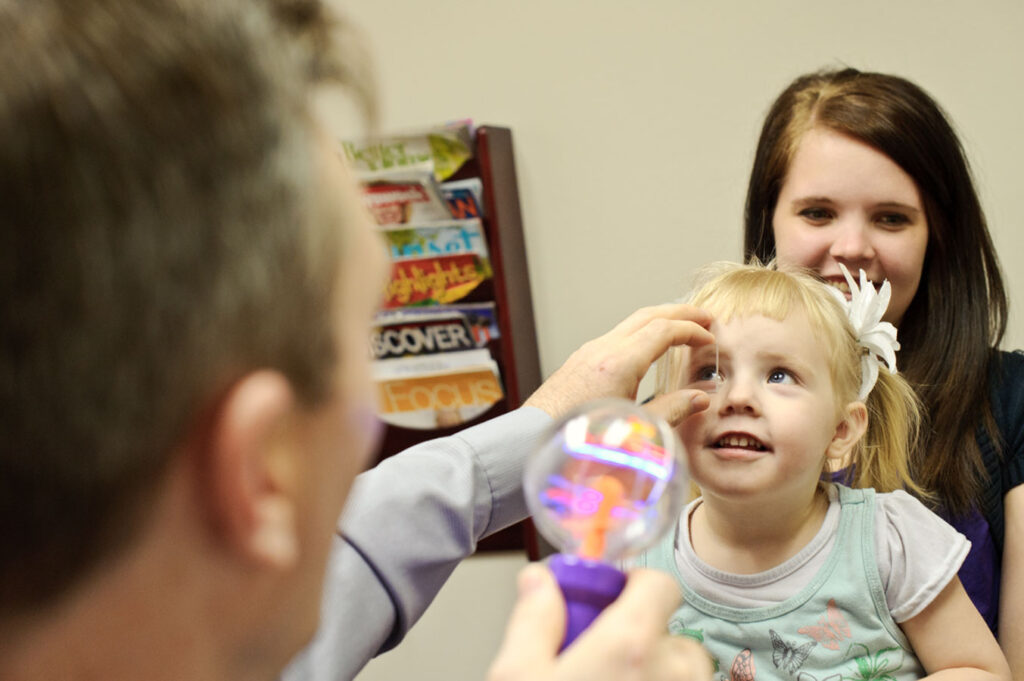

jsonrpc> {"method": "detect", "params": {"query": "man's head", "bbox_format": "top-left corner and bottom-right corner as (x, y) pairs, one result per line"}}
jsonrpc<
(1, 0), (384, 668)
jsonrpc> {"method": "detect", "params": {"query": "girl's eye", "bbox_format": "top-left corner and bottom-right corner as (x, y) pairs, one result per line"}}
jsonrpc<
(696, 365), (720, 382)
(690, 365), (722, 391)
(767, 369), (794, 385)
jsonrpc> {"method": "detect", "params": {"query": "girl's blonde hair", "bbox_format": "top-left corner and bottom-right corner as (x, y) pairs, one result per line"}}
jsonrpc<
(658, 261), (927, 497)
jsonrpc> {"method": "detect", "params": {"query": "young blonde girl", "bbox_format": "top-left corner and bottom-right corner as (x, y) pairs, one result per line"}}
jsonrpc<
(633, 261), (1008, 681)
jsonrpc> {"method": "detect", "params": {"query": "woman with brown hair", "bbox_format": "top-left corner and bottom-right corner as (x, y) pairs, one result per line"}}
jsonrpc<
(743, 67), (1024, 674)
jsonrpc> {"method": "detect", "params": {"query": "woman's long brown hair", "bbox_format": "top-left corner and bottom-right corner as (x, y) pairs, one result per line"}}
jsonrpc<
(743, 68), (1007, 515)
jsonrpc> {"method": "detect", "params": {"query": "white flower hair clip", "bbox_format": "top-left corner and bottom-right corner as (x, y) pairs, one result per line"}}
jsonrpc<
(825, 264), (900, 401)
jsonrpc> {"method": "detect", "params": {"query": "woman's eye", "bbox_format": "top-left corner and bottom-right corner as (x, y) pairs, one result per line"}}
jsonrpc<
(876, 213), (910, 229)
(767, 369), (794, 384)
(798, 207), (833, 223)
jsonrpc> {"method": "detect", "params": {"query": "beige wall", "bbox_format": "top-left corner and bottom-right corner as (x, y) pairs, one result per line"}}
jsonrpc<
(334, 0), (1024, 385)
(336, 2), (1024, 678)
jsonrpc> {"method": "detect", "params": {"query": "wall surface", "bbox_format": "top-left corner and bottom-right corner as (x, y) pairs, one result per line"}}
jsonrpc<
(356, 552), (525, 681)
(333, 2), (1024, 678)
(332, 0), (1024, 378)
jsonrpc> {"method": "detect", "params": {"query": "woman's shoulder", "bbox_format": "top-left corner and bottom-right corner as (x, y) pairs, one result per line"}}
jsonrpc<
(983, 350), (1024, 494)
(989, 349), (1024, 439)
(992, 348), (1024, 383)
(993, 348), (1024, 374)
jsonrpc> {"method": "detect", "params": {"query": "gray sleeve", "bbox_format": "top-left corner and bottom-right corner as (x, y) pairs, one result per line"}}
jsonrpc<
(874, 490), (971, 623)
(280, 406), (552, 681)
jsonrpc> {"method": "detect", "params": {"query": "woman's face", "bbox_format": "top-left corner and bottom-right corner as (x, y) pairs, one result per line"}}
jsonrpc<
(771, 127), (928, 326)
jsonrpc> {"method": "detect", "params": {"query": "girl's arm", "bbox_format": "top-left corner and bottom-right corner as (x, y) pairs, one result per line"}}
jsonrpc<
(900, 576), (1010, 681)
(999, 485), (1024, 680)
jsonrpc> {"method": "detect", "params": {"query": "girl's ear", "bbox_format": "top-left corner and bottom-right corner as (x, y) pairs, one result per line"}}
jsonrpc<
(827, 401), (869, 463)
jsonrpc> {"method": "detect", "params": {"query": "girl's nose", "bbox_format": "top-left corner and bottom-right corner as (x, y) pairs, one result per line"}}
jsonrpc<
(717, 375), (759, 416)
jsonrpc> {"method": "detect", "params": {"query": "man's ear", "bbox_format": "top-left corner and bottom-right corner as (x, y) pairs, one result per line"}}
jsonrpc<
(827, 401), (869, 464)
(200, 370), (301, 570)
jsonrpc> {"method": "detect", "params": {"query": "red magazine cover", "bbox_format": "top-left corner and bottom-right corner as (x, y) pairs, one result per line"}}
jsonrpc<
(381, 253), (492, 308)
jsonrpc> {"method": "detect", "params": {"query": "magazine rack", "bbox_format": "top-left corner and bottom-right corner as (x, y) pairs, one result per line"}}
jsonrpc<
(373, 125), (541, 554)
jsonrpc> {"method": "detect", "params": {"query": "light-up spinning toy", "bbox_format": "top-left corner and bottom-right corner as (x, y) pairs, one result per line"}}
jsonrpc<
(523, 398), (688, 650)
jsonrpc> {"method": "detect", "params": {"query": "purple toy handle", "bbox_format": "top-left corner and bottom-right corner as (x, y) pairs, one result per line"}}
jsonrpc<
(548, 554), (627, 651)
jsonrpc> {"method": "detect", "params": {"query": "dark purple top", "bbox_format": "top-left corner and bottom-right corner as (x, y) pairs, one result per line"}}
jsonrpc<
(937, 507), (999, 631)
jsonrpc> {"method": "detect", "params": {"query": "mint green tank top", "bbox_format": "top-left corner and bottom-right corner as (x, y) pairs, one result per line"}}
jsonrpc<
(637, 485), (925, 681)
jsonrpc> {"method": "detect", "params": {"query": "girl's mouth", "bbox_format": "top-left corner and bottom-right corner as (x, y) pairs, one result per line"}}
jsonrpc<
(713, 434), (767, 451)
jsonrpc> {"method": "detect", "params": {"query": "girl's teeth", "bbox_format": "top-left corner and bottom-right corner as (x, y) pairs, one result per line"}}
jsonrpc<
(717, 435), (764, 450)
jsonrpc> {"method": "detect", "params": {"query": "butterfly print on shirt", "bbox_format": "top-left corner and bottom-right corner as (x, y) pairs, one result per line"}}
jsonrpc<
(798, 599), (851, 650)
(770, 629), (816, 674)
(730, 648), (756, 681)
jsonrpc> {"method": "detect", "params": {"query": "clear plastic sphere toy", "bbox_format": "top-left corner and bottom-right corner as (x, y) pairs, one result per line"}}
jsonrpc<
(523, 398), (689, 649)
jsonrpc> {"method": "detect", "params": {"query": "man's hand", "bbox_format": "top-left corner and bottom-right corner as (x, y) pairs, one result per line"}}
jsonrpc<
(524, 303), (714, 428)
(487, 563), (713, 681)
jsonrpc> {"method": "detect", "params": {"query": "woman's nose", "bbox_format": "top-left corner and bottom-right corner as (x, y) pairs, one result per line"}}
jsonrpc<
(828, 219), (876, 263)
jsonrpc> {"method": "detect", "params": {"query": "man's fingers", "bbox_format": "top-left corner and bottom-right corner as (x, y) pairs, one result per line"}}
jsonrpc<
(556, 568), (683, 675)
(523, 305), (715, 420)
(604, 568), (683, 628)
(647, 636), (716, 681)
(490, 566), (714, 681)
(487, 564), (565, 679)
(626, 317), (715, 361)
(578, 568), (683, 649)
(610, 303), (713, 338)
(644, 390), (710, 428)
(585, 318), (714, 394)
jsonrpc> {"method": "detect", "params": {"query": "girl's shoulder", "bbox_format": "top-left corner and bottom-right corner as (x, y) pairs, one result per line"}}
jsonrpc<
(871, 489), (968, 565)
(873, 488), (949, 528)
(871, 489), (971, 622)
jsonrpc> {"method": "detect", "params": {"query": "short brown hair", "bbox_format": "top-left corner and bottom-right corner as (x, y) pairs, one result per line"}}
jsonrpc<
(0, 0), (369, 612)
(743, 68), (1007, 514)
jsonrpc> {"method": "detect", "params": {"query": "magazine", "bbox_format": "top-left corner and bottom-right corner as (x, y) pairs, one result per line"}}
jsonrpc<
(342, 121), (474, 182)
(374, 302), (499, 346)
(380, 219), (488, 261)
(359, 166), (452, 225)
(371, 313), (479, 361)
(374, 349), (504, 430)
(381, 253), (492, 309)
(440, 178), (485, 220)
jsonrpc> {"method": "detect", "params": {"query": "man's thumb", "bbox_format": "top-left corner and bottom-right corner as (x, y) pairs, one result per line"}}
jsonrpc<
(644, 389), (709, 428)
(487, 563), (566, 678)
